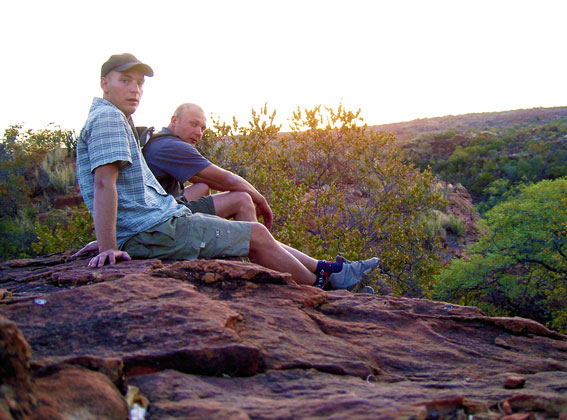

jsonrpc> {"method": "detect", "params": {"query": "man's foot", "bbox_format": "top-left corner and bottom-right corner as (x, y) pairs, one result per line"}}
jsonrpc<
(328, 257), (380, 289)
(335, 255), (349, 264)
(358, 285), (375, 295)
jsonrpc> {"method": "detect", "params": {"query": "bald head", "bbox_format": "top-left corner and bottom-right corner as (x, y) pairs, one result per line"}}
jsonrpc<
(173, 103), (205, 119)
(169, 103), (207, 145)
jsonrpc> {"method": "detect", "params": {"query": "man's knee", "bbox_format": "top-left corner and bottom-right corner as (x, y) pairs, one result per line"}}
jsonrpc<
(233, 191), (254, 209)
(249, 222), (275, 249)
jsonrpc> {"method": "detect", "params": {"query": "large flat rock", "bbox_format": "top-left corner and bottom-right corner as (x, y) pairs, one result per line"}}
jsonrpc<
(1, 253), (566, 419)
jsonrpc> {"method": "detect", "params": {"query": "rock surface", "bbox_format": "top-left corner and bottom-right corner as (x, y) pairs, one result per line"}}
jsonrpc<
(1, 253), (566, 420)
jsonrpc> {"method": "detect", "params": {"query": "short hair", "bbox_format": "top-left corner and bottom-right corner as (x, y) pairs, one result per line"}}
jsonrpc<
(173, 103), (204, 119)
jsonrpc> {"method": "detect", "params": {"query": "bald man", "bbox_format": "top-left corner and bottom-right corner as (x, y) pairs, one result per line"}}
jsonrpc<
(142, 103), (273, 229)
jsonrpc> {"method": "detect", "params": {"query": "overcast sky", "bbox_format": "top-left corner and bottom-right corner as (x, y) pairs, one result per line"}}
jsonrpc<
(1, 0), (565, 135)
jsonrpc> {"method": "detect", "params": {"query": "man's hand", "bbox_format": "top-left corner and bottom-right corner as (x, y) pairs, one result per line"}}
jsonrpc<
(256, 200), (273, 231)
(88, 249), (131, 268)
(72, 240), (98, 258)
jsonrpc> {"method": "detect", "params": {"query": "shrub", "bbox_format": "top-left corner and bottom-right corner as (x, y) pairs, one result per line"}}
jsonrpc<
(420, 210), (465, 240)
(405, 121), (567, 214)
(32, 203), (94, 255)
(205, 104), (447, 297)
(1, 124), (75, 219)
(433, 178), (567, 333)
(61, 130), (77, 157)
(0, 210), (37, 260)
(38, 148), (76, 194)
(0, 125), (80, 261)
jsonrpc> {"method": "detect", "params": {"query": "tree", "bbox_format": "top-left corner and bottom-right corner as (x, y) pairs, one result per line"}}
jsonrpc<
(204, 104), (446, 296)
(0, 124), (80, 261)
(433, 178), (567, 332)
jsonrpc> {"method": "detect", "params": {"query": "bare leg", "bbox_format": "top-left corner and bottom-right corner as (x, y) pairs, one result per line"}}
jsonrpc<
(278, 243), (318, 273)
(210, 192), (319, 276)
(212, 191), (257, 222)
(183, 183), (210, 201)
(248, 223), (316, 285)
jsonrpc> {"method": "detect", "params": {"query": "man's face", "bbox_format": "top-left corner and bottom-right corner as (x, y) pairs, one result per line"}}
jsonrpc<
(171, 107), (207, 145)
(101, 68), (145, 117)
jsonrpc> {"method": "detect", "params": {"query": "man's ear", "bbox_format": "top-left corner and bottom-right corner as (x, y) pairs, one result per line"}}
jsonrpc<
(170, 115), (177, 128)
(100, 77), (109, 93)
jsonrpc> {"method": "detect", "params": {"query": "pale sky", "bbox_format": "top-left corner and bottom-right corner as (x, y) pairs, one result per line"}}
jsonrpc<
(1, 0), (565, 135)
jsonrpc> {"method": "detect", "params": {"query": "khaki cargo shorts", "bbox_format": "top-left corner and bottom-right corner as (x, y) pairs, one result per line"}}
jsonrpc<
(122, 213), (251, 260)
(180, 195), (216, 216)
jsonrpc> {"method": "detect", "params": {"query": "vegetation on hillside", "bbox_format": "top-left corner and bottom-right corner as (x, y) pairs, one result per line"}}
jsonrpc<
(373, 106), (567, 143)
(390, 108), (567, 333)
(0, 124), (85, 259)
(403, 119), (567, 213)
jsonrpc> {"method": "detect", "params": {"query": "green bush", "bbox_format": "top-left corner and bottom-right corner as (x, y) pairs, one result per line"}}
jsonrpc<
(0, 125), (79, 261)
(433, 178), (567, 333)
(0, 210), (37, 260)
(206, 104), (447, 297)
(32, 203), (94, 255)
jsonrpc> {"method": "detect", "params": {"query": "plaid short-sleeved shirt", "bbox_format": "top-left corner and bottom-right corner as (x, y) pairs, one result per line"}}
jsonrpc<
(76, 97), (189, 247)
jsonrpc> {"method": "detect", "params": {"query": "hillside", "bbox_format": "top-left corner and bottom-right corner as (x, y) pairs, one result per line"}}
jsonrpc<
(370, 106), (567, 143)
(1, 253), (566, 419)
(373, 106), (567, 216)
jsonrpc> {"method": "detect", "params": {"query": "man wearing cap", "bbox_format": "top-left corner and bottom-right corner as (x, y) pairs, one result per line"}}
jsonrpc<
(76, 53), (380, 290)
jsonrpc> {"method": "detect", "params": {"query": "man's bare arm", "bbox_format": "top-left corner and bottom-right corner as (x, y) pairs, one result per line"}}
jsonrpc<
(89, 162), (131, 267)
(190, 164), (273, 229)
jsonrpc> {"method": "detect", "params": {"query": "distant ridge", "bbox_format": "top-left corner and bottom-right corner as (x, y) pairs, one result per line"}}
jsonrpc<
(370, 106), (567, 142)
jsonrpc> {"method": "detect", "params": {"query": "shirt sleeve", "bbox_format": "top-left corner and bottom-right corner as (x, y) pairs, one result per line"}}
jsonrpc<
(87, 108), (133, 173)
(143, 138), (211, 183)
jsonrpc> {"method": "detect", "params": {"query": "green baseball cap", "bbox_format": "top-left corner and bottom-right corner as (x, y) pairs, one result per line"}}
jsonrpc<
(101, 53), (154, 77)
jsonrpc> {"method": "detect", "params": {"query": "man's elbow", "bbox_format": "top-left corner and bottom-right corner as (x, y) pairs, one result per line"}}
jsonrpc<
(93, 164), (120, 190)
(94, 176), (117, 191)
(224, 172), (243, 189)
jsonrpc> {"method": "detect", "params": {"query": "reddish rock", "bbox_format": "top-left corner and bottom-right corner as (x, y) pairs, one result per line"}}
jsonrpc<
(502, 395), (567, 419)
(437, 182), (482, 260)
(0, 315), (127, 420)
(501, 399), (513, 414)
(504, 376), (526, 389)
(52, 193), (84, 209)
(414, 395), (466, 419)
(152, 259), (293, 285)
(0, 253), (566, 419)
(53, 258), (164, 286)
(0, 316), (34, 419)
(500, 414), (534, 420)
(0, 317), (31, 385)
(33, 366), (128, 420)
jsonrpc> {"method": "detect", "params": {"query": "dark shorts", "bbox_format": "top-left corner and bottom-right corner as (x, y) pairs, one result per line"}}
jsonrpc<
(179, 195), (216, 215)
(122, 213), (251, 260)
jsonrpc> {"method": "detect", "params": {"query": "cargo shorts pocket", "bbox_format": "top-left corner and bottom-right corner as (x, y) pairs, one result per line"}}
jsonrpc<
(122, 217), (187, 260)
